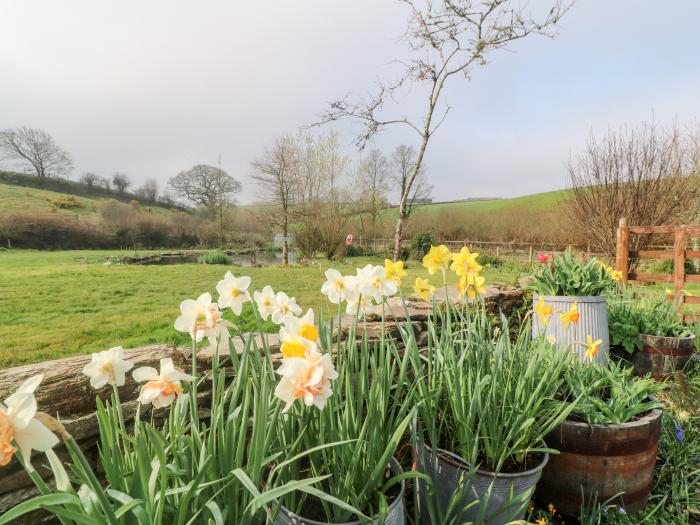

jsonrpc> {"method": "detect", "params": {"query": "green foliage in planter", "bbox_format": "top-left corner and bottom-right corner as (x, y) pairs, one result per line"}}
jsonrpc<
(608, 293), (691, 353)
(198, 250), (232, 265)
(560, 360), (663, 425)
(411, 304), (578, 473)
(526, 251), (617, 297)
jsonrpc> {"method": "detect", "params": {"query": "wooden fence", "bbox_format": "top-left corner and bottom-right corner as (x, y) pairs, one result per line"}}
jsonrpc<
(615, 217), (700, 313)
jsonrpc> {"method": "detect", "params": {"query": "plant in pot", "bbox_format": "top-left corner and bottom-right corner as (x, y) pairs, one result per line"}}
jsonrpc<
(526, 251), (620, 365)
(409, 304), (578, 524)
(537, 360), (665, 516)
(608, 292), (695, 380)
(270, 263), (420, 524)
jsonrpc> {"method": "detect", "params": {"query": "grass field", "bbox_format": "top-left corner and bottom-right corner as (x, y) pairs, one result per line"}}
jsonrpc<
(0, 249), (526, 367)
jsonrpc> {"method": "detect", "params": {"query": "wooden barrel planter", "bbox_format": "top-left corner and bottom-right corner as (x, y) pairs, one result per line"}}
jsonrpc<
(628, 334), (696, 380)
(536, 409), (661, 516)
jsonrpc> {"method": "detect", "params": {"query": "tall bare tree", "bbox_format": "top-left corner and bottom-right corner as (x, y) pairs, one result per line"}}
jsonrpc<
(357, 148), (390, 235)
(0, 126), (73, 178)
(136, 178), (159, 203)
(80, 172), (100, 189)
(112, 172), (132, 195)
(390, 144), (433, 219)
(250, 136), (299, 264)
(567, 121), (699, 255)
(315, 0), (571, 260)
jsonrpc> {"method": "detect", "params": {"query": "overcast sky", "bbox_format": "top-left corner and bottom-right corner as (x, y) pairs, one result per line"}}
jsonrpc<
(1, 1), (699, 204)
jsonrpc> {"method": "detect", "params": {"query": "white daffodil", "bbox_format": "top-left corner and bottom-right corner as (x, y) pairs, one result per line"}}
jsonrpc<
(253, 285), (276, 320)
(174, 292), (223, 342)
(321, 269), (359, 304)
(274, 350), (338, 413)
(271, 291), (302, 325)
(82, 346), (134, 389)
(279, 309), (319, 359)
(132, 358), (193, 409)
(345, 294), (376, 317)
(216, 271), (252, 315)
(0, 375), (59, 466)
(357, 264), (398, 303)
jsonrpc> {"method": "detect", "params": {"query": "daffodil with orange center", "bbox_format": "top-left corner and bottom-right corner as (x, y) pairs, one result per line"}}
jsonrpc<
(584, 335), (603, 362)
(560, 303), (580, 329)
(133, 358), (193, 409)
(534, 296), (553, 326)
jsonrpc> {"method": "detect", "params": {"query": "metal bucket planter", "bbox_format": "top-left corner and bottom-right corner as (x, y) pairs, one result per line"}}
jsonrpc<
(629, 334), (696, 380)
(273, 458), (405, 525)
(416, 442), (548, 524)
(536, 408), (662, 516)
(532, 294), (609, 365)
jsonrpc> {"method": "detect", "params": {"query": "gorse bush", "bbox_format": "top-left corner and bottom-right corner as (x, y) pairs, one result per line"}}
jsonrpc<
(52, 195), (83, 209)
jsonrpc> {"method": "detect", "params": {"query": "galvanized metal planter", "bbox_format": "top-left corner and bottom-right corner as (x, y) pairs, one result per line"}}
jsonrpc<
(416, 442), (548, 524)
(532, 294), (609, 365)
(272, 458), (405, 525)
(536, 408), (662, 516)
(629, 333), (696, 380)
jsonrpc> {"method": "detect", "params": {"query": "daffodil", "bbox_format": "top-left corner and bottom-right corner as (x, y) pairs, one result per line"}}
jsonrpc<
(548, 503), (556, 514)
(414, 277), (436, 302)
(279, 310), (319, 358)
(450, 246), (482, 277)
(321, 268), (359, 304)
(0, 375), (59, 466)
(535, 518), (547, 525)
(560, 303), (580, 329)
(534, 296), (553, 326)
(216, 271), (252, 315)
(271, 291), (302, 324)
(465, 271), (486, 299)
(345, 294), (376, 316)
(422, 245), (451, 276)
(609, 269), (622, 281)
(584, 335), (602, 362)
(82, 346), (134, 389)
(174, 293), (223, 342)
(274, 349), (338, 412)
(253, 285), (276, 320)
(357, 264), (397, 303)
(384, 259), (407, 285)
(133, 358), (193, 409)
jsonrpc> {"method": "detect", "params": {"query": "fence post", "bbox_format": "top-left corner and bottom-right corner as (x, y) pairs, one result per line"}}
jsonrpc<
(674, 226), (687, 313)
(615, 217), (629, 285)
(528, 245), (533, 265)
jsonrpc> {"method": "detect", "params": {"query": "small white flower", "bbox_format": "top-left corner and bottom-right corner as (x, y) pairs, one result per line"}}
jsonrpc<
(132, 358), (193, 409)
(271, 291), (302, 324)
(321, 269), (359, 304)
(357, 264), (397, 303)
(253, 285), (276, 320)
(174, 293), (222, 342)
(82, 346), (134, 389)
(274, 350), (338, 413)
(216, 271), (252, 315)
(345, 294), (376, 316)
(0, 375), (59, 466)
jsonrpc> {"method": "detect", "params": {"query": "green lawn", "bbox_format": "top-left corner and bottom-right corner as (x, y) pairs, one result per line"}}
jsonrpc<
(0, 249), (525, 367)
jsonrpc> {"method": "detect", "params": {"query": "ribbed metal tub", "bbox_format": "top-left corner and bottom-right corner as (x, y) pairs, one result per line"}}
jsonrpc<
(532, 294), (609, 365)
(272, 458), (405, 525)
(416, 442), (548, 524)
(536, 409), (662, 516)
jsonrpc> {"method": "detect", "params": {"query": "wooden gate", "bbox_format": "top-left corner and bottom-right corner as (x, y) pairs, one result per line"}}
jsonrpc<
(615, 217), (700, 312)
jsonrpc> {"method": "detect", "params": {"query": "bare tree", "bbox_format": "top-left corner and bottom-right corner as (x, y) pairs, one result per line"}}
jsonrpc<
(390, 144), (433, 219)
(357, 148), (390, 235)
(314, 0), (571, 260)
(567, 121), (699, 255)
(136, 178), (159, 203)
(0, 126), (73, 178)
(80, 172), (100, 189)
(98, 176), (112, 191)
(250, 135), (299, 265)
(168, 164), (241, 209)
(112, 172), (132, 195)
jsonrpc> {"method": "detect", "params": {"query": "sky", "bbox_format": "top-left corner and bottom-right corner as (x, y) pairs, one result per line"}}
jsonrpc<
(1, 1), (699, 204)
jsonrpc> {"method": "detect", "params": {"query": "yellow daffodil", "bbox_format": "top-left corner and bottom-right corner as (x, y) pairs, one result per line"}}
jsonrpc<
(548, 503), (556, 514)
(422, 245), (451, 276)
(450, 246), (482, 277)
(535, 519), (547, 525)
(384, 259), (407, 285)
(414, 277), (436, 302)
(534, 296), (553, 326)
(584, 335), (602, 361)
(466, 271), (486, 299)
(560, 303), (580, 329)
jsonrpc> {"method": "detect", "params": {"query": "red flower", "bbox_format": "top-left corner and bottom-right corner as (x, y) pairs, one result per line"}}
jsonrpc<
(538, 252), (548, 263)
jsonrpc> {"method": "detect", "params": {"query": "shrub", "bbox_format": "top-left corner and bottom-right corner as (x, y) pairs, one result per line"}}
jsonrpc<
(476, 252), (503, 268)
(410, 232), (434, 260)
(52, 195), (82, 209)
(198, 251), (232, 265)
(651, 258), (696, 275)
(293, 221), (322, 259)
